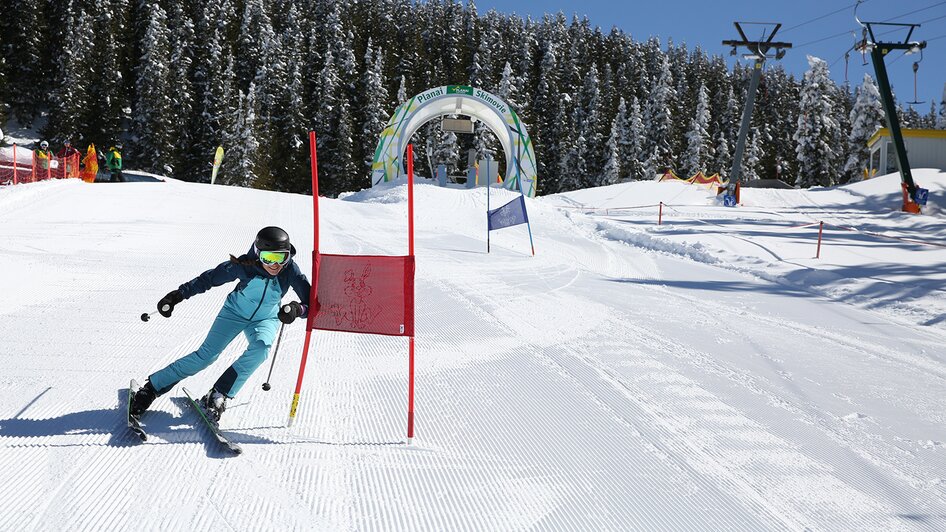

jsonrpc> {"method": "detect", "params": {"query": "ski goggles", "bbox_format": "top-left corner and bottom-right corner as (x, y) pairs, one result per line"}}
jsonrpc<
(258, 250), (290, 265)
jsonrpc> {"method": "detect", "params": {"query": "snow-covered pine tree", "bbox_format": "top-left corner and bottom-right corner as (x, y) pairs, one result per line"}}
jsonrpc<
(743, 127), (764, 181)
(714, 131), (731, 181)
(255, 1), (307, 191)
(433, 125), (460, 176)
(682, 83), (712, 177)
(831, 80), (854, 178)
(901, 105), (921, 129)
(558, 129), (586, 192)
(602, 114), (622, 185)
(89, 5), (129, 146)
(226, 84), (260, 187)
(532, 41), (562, 193)
(165, 2), (196, 179)
(605, 97), (630, 183)
(397, 75), (408, 105)
(359, 39), (390, 174)
(497, 62), (517, 109)
(643, 55), (676, 178)
(236, 0), (273, 93)
(132, 2), (175, 175)
(513, 25), (534, 116)
(623, 96), (645, 180)
(714, 84), (739, 156)
(43, 6), (93, 146)
(576, 64), (603, 187)
(315, 49), (357, 196)
(5, 0), (49, 125)
(793, 56), (841, 188)
(843, 74), (883, 183)
(469, 21), (497, 90)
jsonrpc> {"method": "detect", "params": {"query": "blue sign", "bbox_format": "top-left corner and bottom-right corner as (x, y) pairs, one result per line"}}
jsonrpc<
(914, 187), (929, 206)
(723, 194), (737, 207)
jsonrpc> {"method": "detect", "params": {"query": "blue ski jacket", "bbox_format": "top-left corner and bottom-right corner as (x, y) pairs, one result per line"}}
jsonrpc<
(178, 244), (311, 321)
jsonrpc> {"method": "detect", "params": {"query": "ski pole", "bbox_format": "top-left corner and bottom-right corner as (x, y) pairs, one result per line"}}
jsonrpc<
(262, 321), (287, 391)
(140, 310), (163, 322)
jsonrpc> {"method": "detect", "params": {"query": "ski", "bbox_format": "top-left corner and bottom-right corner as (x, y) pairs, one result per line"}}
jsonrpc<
(182, 387), (243, 455)
(127, 379), (148, 442)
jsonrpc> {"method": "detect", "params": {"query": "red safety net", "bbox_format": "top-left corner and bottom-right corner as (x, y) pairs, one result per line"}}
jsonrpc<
(0, 146), (82, 184)
(310, 253), (415, 337)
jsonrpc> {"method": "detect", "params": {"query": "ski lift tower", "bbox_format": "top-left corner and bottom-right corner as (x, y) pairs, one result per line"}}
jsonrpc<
(722, 22), (791, 203)
(855, 22), (928, 213)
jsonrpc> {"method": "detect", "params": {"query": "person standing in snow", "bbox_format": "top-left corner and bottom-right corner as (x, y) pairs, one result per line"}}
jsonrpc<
(130, 226), (311, 422)
(105, 143), (124, 182)
(57, 140), (81, 177)
(35, 140), (53, 175)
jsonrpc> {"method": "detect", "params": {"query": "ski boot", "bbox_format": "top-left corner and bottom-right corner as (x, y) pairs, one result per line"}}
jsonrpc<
(130, 380), (158, 418)
(199, 389), (228, 424)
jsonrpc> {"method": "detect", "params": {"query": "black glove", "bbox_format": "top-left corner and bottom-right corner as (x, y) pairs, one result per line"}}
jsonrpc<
(158, 290), (184, 318)
(279, 301), (307, 324)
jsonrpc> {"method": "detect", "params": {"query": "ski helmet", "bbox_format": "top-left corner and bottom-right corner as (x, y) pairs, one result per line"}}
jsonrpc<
(40, 140), (49, 149)
(64, 139), (71, 146)
(254, 226), (291, 253)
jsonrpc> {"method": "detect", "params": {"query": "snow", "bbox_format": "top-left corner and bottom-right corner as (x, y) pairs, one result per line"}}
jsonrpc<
(1, 169), (945, 530)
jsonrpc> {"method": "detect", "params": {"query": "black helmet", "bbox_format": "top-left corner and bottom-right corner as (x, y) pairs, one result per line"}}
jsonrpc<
(254, 226), (291, 252)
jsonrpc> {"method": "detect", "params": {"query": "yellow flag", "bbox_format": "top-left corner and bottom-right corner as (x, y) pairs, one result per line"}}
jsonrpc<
(211, 146), (224, 184)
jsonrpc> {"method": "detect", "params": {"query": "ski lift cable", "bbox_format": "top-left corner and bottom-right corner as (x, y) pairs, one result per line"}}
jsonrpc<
(829, 44), (858, 70)
(797, 2), (945, 48)
(780, 1), (867, 35)
(876, 12), (946, 37)
(881, 1), (946, 23)
(795, 29), (855, 49)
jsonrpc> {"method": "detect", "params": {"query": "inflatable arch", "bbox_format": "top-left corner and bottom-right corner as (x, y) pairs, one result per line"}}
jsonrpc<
(371, 85), (538, 197)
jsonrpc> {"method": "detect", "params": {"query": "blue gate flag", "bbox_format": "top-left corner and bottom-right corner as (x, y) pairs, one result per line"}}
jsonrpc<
(488, 195), (529, 231)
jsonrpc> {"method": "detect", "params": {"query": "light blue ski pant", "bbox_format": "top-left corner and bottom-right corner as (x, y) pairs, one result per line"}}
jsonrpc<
(149, 304), (280, 398)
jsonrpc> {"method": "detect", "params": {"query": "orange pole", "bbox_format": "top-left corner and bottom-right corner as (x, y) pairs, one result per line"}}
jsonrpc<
(12, 143), (18, 185)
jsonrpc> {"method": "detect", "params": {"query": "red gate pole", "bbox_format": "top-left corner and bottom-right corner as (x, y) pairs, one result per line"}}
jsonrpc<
(288, 131), (321, 427)
(12, 143), (18, 185)
(407, 145), (416, 443)
(816, 221), (824, 259)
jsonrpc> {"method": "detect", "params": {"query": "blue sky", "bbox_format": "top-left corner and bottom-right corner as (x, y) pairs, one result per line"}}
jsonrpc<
(474, 0), (946, 113)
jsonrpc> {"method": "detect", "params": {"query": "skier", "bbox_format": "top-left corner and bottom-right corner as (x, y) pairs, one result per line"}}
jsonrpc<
(130, 226), (311, 423)
(105, 143), (124, 182)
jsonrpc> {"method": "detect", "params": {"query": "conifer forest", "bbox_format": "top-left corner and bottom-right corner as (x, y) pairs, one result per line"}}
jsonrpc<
(2, 0), (944, 196)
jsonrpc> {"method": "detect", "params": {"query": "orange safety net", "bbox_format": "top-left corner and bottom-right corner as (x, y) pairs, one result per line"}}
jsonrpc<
(81, 144), (98, 183)
(659, 170), (728, 186)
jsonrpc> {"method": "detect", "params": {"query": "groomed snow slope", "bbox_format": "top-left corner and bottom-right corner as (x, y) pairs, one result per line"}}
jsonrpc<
(0, 171), (944, 531)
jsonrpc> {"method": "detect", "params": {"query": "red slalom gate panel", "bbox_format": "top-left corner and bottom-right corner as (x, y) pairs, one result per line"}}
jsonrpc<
(310, 253), (415, 337)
